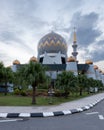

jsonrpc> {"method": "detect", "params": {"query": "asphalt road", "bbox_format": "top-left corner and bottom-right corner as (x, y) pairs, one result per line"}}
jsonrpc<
(1, 100), (104, 130)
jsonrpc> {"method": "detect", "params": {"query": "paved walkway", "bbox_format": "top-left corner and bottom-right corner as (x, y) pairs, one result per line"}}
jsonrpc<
(0, 92), (104, 118)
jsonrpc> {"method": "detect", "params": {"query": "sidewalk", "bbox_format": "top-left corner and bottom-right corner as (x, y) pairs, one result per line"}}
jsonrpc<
(0, 92), (104, 118)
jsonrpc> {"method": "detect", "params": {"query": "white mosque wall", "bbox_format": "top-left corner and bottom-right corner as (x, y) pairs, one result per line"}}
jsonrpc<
(11, 65), (17, 72)
(101, 74), (104, 84)
(95, 70), (98, 80)
(99, 72), (102, 81)
(42, 52), (64, 64)
(95, 69), (101, 80)
(46, 71), (62, 80)
(66, 62), (78, 76)
(86, 64), (96, 79)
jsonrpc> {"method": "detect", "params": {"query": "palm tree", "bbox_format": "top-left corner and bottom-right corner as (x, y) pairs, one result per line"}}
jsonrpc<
(0, 62), (4, 82)
(96, 80), (104, 91)
(77, 74), (88, 96)
(2, 67), (13, 95)
(0, 62), (13, 95)
(12, 70), (28, 90)
(14, 61), (47, 104)
(56, 71), (77, 98)
(87, 78), (96, 93)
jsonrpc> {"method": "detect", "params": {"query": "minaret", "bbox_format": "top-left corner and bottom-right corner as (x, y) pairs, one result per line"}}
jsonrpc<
(72, 27), (78, 61)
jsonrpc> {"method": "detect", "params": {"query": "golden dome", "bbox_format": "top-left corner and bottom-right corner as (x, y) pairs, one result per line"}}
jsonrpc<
(67, 56), (76, 62)
(30, 56), (37, 62)
(94, 65), (98, 70)
(13, 60), (20, 65)
(85, 59), (93, 64)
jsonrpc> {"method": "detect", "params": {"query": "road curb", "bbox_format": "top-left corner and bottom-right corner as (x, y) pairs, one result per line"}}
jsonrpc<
(0, 98), (104, 118)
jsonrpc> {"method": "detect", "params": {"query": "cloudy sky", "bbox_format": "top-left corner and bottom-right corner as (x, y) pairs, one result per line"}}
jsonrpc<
(0, 0), (104, 69)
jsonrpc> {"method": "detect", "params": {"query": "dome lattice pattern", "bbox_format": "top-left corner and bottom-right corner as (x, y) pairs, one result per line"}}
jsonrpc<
(38, 32), (67, 56)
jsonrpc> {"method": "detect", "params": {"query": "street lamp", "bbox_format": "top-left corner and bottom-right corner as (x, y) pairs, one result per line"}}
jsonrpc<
(48, 87), (55, 104)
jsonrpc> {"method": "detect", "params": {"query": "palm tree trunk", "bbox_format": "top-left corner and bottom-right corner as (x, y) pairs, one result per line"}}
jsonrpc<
(32, 86), (36, 104)
(4, 82), (8, 96)
(79, 88), (82, 96)
(87, 88), (90, 94)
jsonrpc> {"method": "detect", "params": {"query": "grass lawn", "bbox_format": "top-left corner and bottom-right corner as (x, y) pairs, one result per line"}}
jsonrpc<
(0, 92), (96, 106)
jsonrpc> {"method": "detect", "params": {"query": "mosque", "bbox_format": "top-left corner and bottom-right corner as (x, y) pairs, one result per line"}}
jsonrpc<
(11, 30), (104, 85)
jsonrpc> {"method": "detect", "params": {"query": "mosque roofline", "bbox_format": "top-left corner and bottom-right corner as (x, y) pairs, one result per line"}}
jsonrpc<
(12, 63), (90, 72)
(43, 64), (66, 71)
(77, 64), (89, 71)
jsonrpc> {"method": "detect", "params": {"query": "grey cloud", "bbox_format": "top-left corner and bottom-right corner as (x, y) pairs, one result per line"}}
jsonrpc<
(0, 53), (8, 58)
(90, 40), (104, 62)
(70, 12), (102, 47)
(80, 40), (104, 62)
(0, 30), (34, 54)
(77, 28), (101, 46)
(0, 31), (22, 43)
(0, 0), (48, 30)
(0, 0), (49, 54)
(50, 12), (102, 45)
(0, 52), (11, 63)
(54, 0), (83, 12)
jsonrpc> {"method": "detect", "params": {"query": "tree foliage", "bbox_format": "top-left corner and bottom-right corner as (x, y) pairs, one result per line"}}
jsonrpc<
(13, 61), (47, 104)
(55, 71), (77, 97)
(0, 62), (13, 95)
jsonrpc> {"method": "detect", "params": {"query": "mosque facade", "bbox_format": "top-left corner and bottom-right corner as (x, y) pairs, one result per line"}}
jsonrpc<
(11, 31), (104, 85)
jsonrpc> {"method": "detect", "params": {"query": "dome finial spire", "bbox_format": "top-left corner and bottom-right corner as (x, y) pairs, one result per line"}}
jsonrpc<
(72, 27), (78, 61)
(73, 27), (77, 43)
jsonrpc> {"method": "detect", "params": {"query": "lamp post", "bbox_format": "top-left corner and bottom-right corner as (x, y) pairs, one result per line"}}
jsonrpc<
(48, 86), (54, 104)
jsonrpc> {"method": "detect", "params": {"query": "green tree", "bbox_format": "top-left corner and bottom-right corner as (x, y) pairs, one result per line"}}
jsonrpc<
(14, 61), (47, 104)
(0, 62), (13, 95)
(13, 71), (28, 90)
(87, 78), (94, 94)
(55, 71), (77, 98)
(77, 74), (88, 96)
(3, 67), (13, 95)
(96, 80), (104, 91)
(0, 62), (4, 82)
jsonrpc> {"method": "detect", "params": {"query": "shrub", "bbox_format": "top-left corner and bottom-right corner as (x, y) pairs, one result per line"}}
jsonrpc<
(54, 90), (61, 97)
(20, 90), (27, 96)
(14, 88), (20, 95)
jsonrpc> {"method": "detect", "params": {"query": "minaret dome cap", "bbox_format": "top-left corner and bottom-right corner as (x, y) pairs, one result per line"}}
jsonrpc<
(94, 65), (98, 70)
(13, 59), (20, 65)
(67, 56), (76, 62)
(30, 56), (37, 62)
(85, 59), (93, 64)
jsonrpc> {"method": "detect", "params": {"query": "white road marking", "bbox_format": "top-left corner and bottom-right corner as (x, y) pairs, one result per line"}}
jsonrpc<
(0, 119), (23, 123)
(98, 115), (104, 120)
(85, 106), (90, 109)
(77, 108), (83, 112)
(62, 110), (71, 115)
(43, 112), (54, 117)
(0, 113), (8, 118)
(86, 112), (99, 115)
(19, 113), (30, 117)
